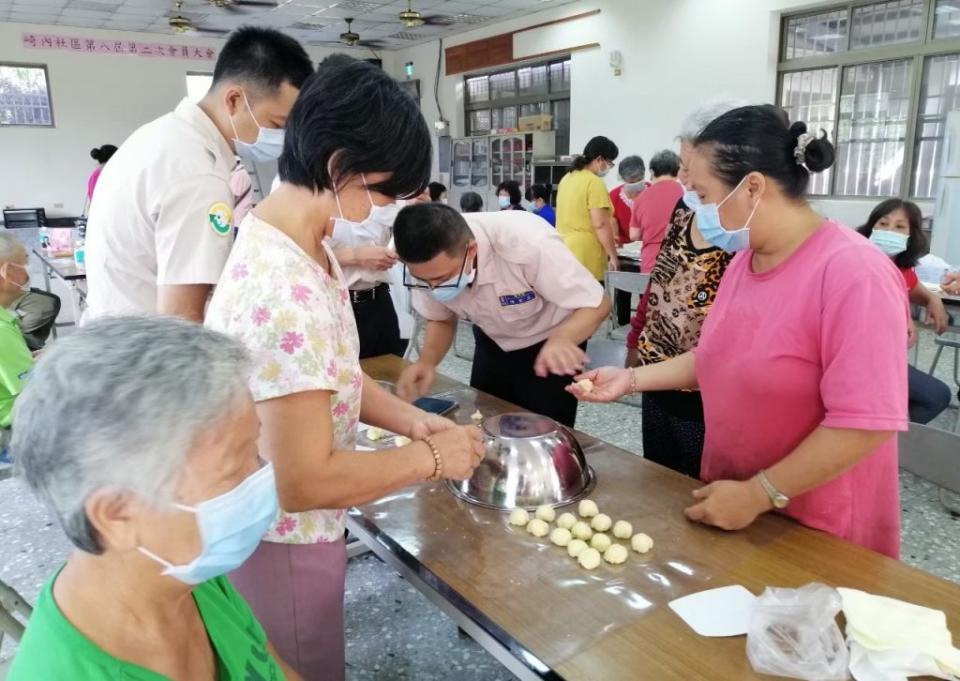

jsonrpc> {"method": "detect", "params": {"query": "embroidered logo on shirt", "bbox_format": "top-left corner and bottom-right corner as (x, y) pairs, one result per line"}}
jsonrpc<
(208, 202), (233, 237)
(499, 291), (537, 306)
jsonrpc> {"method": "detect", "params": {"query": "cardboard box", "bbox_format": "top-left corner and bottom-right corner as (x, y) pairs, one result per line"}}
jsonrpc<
(518, 114), (553, 131)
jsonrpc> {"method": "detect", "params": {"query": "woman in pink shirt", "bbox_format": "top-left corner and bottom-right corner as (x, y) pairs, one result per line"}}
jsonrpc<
(570, 105), (907, 558)
(86, 144), (116, 206)
(629, 149), (684, 272)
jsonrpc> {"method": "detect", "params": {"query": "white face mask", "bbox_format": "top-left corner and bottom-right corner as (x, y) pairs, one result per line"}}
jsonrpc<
(329, 174), (400, 246)
(229, 90), (284, 163)
(5, 263), (30, 293)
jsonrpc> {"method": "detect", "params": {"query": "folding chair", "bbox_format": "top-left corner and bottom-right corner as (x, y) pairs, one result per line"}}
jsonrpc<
(899, 423), (960, 514)
(604, 270), (650, 339)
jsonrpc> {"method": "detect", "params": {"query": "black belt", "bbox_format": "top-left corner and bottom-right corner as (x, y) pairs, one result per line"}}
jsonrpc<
(350, 282), (390, 304)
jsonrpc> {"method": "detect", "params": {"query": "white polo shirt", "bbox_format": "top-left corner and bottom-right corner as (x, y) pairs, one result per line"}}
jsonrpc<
(412, 211), (604, 351)
(83, 98), (236, 320)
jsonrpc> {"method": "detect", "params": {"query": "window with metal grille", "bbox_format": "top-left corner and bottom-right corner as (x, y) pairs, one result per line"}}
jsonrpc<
(0, 64), (53, 127)
(779, 0), (960, 197)
(464, 57), (571, 155)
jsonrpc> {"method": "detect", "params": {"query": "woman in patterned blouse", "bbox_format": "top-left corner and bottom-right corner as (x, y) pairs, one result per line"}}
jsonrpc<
(206, 59), (483, 681)
(626, 102), (741, 478)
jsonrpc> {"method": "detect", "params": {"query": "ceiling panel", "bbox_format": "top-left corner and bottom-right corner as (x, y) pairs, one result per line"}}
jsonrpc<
(0, 0), (581, 50)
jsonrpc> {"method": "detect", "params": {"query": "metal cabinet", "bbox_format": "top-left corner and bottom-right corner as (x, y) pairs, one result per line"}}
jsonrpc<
(449, 132), (555, 211)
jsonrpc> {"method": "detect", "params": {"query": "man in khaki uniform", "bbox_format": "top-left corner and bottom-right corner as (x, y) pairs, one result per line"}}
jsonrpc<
(84, 27), (313, 323)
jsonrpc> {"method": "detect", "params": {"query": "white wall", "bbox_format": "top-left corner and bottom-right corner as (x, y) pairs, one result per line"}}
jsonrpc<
(0, 21), (387, 217)
(387, 0), (927, 228)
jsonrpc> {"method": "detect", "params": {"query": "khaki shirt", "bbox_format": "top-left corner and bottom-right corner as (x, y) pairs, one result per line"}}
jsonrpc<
(84, 98), (236, 320)
(413, 211), (604, 351)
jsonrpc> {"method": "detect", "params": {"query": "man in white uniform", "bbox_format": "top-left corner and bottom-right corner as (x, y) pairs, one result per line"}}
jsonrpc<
(84, 27), (313, 322)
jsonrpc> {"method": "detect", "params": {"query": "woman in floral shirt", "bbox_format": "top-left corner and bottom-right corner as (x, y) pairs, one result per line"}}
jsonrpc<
(205, 59), (483, 681)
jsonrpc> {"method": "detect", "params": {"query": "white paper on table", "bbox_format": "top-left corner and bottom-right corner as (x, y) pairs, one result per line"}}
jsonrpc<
(668, 585), (757, 637)
(848, 641), (956, 681)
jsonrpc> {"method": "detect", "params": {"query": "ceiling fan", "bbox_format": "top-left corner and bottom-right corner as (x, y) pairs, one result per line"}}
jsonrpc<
(204, 0), (278, 9)
(338, 18), (389, 49)
(398, 0), (448, 27)
(168, 1), (230, 35)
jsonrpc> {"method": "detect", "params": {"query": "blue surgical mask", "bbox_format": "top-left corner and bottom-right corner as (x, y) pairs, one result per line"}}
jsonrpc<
(498, 196), (512, 209)
(683, 176), (759, 253)
(430, 260), (476, 303)
(138, 463), (278, 585)
(230, 90), (284, 163)
(869, 230), (908, 257)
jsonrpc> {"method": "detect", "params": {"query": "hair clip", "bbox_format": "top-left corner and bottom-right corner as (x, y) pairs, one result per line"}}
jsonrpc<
(794, 132), (816, 166)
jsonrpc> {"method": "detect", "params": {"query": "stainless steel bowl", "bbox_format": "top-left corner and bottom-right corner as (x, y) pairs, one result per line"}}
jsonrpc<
(447, 412), (595, 510)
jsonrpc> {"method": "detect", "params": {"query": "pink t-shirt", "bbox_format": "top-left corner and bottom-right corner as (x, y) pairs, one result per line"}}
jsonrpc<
(87, 165), (103, 200)
(694, 221), (908, 558)
(630, 180), (684, 273)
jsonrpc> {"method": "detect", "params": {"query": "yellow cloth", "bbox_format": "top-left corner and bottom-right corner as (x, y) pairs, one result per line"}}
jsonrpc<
(838, 587), (960, 678)
(555, 169), (612, 280)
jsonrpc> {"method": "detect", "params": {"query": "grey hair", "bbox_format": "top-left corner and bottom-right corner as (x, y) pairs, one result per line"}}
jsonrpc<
(617, 155), (646, 183)
(678, 99), (749, 143)
(11, 316), (251, 554)
(0, 233), (26, 262)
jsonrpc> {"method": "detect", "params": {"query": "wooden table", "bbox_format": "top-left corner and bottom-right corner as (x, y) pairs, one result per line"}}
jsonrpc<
(352, 355), (960, 681)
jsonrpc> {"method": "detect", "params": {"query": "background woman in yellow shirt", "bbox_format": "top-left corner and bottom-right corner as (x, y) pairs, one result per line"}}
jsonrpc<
(556, 135), (620, 280)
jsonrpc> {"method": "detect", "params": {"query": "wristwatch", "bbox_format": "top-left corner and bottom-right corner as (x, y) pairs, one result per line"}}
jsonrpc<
(757, 470), (790, 509)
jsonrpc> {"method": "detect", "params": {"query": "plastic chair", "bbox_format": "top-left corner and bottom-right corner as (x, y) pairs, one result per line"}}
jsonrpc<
(604, 271), (650, 339)
(899, 423), (960, 515)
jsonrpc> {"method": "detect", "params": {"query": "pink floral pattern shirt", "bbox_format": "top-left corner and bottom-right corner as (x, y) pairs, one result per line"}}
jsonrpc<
(206, 215), (362, 544)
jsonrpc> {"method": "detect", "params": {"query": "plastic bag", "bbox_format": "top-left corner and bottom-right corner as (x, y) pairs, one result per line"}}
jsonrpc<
(746, 583), (849, 681)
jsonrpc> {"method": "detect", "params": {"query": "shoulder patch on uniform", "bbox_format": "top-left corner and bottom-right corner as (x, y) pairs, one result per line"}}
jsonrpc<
(208, 202), (233, 236)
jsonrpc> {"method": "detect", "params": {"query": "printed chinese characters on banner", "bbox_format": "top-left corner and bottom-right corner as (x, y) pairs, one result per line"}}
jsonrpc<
(21, 32), (216, 61)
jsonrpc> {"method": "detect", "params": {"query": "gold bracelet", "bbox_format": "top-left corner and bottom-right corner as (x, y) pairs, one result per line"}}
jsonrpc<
(629, 367), (640, 394)
(423, 436), (443, 481)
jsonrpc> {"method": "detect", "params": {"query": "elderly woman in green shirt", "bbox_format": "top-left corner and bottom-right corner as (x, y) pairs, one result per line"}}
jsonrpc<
(0, 233), (34, 441)
(8, 317), (300, 680)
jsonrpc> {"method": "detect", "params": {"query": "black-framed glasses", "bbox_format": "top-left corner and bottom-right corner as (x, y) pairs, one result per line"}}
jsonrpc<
(402, 249), (469, 290)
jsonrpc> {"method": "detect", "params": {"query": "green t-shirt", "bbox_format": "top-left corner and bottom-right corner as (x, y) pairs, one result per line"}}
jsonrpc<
(8, 571), (284, 680)
(0, 306), (33, 429)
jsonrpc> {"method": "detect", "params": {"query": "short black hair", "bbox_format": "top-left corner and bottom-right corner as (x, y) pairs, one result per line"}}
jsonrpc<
(428, 182), (447, 202)
(649, 150), (680, 178)
(857, 199), (927, 269)
(496, 180), (522, 206)
(90, 144), (116, 164)
(525, 184), (551, 202)
(212, 26), (313, 94)
(573, 135), (618, 170)
(460, 191), (483, 213)
(693, 104), (835, 199)
(394, 203), (471, 263)
(278, 58), (432, 198)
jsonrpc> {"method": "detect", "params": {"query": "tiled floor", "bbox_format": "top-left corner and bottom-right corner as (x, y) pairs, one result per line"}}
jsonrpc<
(1, 325), (958, 680)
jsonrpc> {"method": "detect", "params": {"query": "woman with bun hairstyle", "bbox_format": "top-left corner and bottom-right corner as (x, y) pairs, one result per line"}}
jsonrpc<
(569, 105), (908, 558)
(87, 144), (117, 203)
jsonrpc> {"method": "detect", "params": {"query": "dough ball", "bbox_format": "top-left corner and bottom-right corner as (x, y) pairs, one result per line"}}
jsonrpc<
(590, 513), (612, 532)
(508, 508), (530, 527)
(526, 518), (550, 537)
(631, 532), (654, 553)
(603, 544), (628, 565)
(535, 504), (556, 523)
(567, 539), (588, 558)
(556, 512), (577, 530)
(366, 426), (385, 441)
(590, 533), (612, 552)
(578, 547), (602, 570)
(393, 435), (412, 447)
(576, 378), (595, 394)
(578, 499), (599, 518)
(571, 521), (593, 541)
(549, 527), (572, 547)
(471, 410), (484, 423)
(613, 520), (633, 539)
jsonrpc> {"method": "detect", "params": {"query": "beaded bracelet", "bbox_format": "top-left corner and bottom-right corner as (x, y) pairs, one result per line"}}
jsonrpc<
(629, 367), (640, 394)
(423, 436), (443, 481)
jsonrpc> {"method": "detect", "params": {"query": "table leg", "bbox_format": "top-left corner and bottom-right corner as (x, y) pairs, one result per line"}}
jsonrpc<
(68, 283), (83, 328)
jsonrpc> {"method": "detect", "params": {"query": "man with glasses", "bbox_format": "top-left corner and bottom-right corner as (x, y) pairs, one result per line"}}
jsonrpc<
(393, 203), (610, 427)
